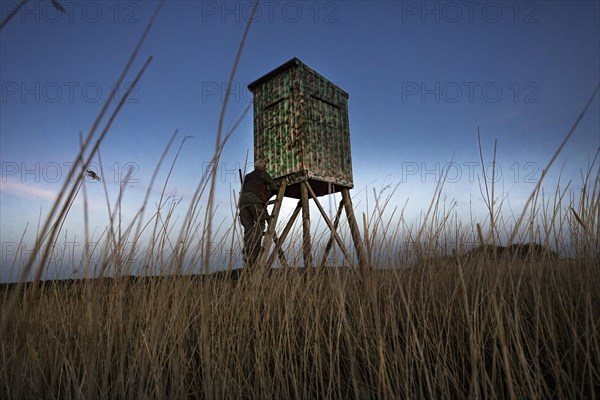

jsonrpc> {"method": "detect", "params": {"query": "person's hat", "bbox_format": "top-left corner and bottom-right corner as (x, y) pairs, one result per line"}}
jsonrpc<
(255, 159), (267, 170)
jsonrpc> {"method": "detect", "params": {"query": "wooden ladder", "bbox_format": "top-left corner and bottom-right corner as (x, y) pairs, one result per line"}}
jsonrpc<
(257, 181), (289, 268)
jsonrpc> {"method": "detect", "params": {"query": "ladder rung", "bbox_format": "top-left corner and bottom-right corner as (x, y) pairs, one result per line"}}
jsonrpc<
(256, 182), (287, 267)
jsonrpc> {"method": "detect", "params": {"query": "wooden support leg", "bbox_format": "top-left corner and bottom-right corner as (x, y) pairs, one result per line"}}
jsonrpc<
(303, 182), (353, 268)
(271, 232), (290, 269)
(267, 202), (301, 269)
(319, 199), (344, 270)
(341, 189), (367, 270)
(300, 181), (312, 270)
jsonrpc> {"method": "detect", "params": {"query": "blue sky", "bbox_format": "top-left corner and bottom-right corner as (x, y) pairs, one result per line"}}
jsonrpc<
(1, 0), (599, 278)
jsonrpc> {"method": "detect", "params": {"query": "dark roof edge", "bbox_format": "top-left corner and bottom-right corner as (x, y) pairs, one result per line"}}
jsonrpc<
(247, 57), (301, 91)
(247, 58), (349, 98)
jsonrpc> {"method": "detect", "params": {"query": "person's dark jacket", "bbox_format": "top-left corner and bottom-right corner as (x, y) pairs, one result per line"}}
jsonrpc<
(239, 170), (277, 205)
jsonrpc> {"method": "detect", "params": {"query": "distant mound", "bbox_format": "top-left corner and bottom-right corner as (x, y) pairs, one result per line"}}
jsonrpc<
(464, 243), (559, 262)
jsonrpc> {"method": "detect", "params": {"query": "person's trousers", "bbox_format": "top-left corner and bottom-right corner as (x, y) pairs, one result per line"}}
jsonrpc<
(239, 203), (267, 266)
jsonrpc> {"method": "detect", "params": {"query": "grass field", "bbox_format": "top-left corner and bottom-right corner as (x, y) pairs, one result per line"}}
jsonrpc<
(2, 252), (599, 398)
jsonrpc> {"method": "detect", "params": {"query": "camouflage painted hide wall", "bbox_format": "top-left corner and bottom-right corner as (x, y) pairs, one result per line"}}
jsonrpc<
(248, 58), (353, 198)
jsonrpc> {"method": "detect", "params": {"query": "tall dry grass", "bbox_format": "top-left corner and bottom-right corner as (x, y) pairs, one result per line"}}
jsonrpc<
(2, 2), (599, 398)
(1, 243), (599, 398)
